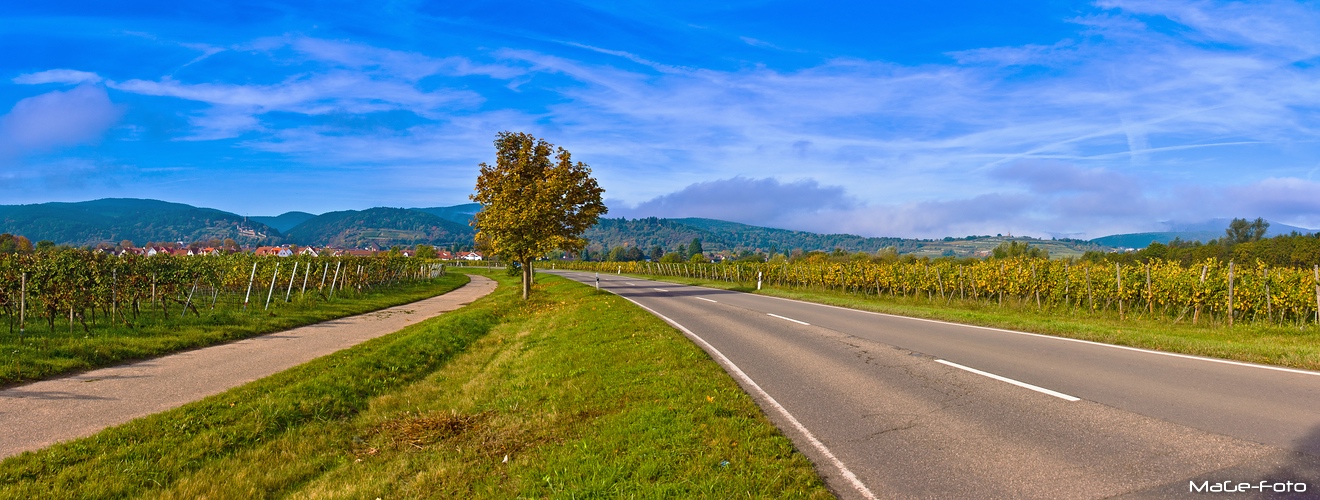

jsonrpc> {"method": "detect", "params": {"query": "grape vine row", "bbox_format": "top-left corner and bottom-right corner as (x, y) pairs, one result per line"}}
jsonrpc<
(551, 258), (1320, 325)
(0, 251), (446, 333)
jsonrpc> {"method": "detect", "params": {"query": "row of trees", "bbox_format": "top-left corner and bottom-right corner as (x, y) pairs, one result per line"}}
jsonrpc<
(1096, 220), (1320, 268)
(586, 238), (709, 263)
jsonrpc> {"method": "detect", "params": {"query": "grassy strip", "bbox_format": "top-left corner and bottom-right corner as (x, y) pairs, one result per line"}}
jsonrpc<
(615, 273), (1320, 371)
(0, 273), (829, 498)
(1, 274), (470, 387)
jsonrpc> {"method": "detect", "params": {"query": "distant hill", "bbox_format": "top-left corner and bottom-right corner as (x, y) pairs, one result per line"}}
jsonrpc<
(582, 217), (1103, 258)
(413, 203), (481, 226)
(1091, 219), (1318, 249)
(0, 198), (279, 247)
(284, 207), (474, 248)
(250, 211), (317, 233)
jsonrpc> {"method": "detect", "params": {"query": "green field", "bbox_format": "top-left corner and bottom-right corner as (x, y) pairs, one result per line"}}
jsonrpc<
(0, 272), (830, 498)
(1, 273), (470, 386)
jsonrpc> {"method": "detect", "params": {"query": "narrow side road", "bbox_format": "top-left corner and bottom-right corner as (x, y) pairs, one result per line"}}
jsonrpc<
(551, 271), (1320, 499)
(0, 275), (496, 459)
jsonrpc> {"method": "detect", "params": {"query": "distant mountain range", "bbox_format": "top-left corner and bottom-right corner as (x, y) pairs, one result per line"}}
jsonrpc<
(0, 199), (477, 249)
(5, 197), (1295, 256)
(0, 198), (281, 247)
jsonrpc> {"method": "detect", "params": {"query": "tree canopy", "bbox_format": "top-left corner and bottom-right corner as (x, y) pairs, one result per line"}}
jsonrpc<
(1226, 217), (1269, 244)
(471, 131), (607, 299)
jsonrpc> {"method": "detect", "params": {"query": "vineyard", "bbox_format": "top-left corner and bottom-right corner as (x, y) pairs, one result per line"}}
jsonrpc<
(549, 258), (1320, 326)
(0, 250), (451, 384)
(0, 252), (447, 333)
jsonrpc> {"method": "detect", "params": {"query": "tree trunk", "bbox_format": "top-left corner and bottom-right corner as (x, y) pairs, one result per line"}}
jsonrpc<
(522, 257), (533, 300)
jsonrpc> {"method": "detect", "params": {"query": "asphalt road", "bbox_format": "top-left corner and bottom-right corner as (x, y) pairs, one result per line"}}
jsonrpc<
(549, 271), (1320, 499)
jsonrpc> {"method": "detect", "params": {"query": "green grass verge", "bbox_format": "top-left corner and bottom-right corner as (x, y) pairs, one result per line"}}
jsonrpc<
(613, 273), (1320, 372)
(1, 274), (470, 387)
(0, 273), (830, 499)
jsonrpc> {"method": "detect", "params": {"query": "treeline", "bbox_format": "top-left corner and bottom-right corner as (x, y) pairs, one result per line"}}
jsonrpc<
(582, 217), (912, 255)
(1089, 218), (1320, 268)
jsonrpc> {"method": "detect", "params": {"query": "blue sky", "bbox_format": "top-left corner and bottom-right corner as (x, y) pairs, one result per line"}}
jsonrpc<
(4, 1), (1320, 239)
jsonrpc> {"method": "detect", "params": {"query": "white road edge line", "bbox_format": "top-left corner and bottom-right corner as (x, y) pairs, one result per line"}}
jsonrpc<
(617, 296), (878, 500)
(743, 288), (1320, 378)
(768, 313), (810, 326)
(696, 297), (718, 303)
(935, 360), (1081, 402)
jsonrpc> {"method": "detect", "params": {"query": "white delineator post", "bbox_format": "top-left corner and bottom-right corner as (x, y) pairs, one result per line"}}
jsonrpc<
(595, 272), (599, 290)
(757, 271), (763, 291)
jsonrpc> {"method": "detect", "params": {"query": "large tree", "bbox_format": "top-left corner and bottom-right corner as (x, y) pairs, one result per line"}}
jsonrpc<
(1225, 217), (1269, 245)
(471, 131), (607, 299)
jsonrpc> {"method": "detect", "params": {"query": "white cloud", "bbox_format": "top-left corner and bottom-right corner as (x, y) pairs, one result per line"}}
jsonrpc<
(13, 69), (103, 85)
(610, 177), (859, 227)
(0, 85), (121, 156)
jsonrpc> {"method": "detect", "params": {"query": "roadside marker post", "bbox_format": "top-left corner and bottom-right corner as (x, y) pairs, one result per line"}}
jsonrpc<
(758, 271), (763, 291)
(595, 272), (599, 290)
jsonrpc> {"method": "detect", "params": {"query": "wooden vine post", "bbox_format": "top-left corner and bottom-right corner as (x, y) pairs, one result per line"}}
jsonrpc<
(264, 263), (280, 310)
(1086, 265), (1094, 312)
(285, 261), (299, 302)
(1194, 265), (1207, 324)
(19, 272), (25, 337)
(1146, 263), (1153, 315)
(1031, 263), (1040, 309)
(1264, 267), (1272, 321)
(1063, 262), (1070, 306)
(1227, 261), (1235, 327)
(1116, 263), (1124, 321)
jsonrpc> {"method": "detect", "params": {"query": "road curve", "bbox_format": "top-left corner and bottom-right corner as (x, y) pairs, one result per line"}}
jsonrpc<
(0, 275), (496, 460)
(550, 271), (1320, 499)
